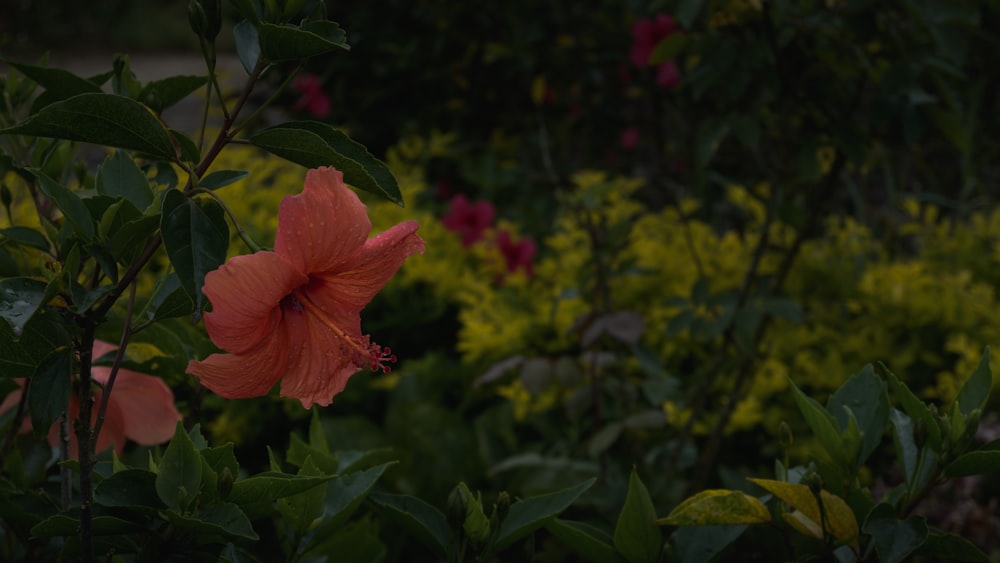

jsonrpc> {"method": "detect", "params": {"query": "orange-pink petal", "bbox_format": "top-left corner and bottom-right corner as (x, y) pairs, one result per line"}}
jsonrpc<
(308, 220), (425, 314)
(202, 251), (307, 355)
(101, 367), (182, 445)
(186, 326), (290, 399)
(274, 167), (371, 275)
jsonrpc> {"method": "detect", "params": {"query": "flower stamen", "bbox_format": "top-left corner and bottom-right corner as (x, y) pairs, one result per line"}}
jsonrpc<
(293, 289), (395, 373)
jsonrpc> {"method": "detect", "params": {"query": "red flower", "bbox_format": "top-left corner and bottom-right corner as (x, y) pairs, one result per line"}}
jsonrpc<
(292, 73), (332, 118)
(497, 229), (536, 277)
(186, 167), (425, 408)
(620, 127), (640, 150)
(630, 14), (682, 90)
(0, 340), (181, 457)
(441, 194), (496, 246)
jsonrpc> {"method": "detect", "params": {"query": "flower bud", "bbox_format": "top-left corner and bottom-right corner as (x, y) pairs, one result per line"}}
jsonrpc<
(218, 466), (234, 499)
(446, 484), (467, 530)
(495, 491), (511, 523)
(202, 0), (222, 40)
(778, 421), (793, 450)
(188, 0), (208, 38)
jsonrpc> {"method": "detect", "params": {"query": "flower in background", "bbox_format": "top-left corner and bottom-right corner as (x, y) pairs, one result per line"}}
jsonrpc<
(630, 14), (682, 90)
(187, 167), (425, 409)
(0, 340), (181, 457)
(497, 229), (537, 277)
(620, 127), (640, 150)
(441, 194), (496, 246)
(292, 73), (332, 118)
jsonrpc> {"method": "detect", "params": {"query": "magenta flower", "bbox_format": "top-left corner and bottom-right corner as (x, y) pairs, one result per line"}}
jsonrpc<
(497, 229), (537, 277)
(292, 73), (332, 118)
(621, 127), (640, 150)
(630, 14), (682, 90)
(441, 194), (496, 246)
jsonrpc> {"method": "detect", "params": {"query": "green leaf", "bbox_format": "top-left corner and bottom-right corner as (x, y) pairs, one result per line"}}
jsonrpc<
(286, 433), (338, 474)
(4, 60), (101, 109)
(545, 519), (624, 563)
(955, 347), (991, 417)
(1, 226), (51, 251)
(96, 150), (153, 211)
(788, 377), (852, 469)
(277, 456), (327, 536)
(914, 530), (991, 562)
(655, 489), (770, 526)
(0, 309), (71, 378)
(828, 364), (889, 467)
(492, 477), (596, 552)
(862, 503), (928, 563)
(160, 190), (229, 311)
(670, 525), (749, 563)
(747, 478), (858, 547)
(0, 277), (48, 336)
(250, 121), (403, 205)
(155, 421), (204, 510)
(164, 502), (259, 540)
(257, 21), (349, 61)
(457, 482), (491, 543)
(2, 93), (177, 160)
(201, 443), (239, 478)
(228, 472), (335, 505)
(368, 491), (450, 559)
(171, 129), (201, 163)
(28, 346), (72, 438)
(306, 462), (392, 550)
(888, 409), (920, 485)
(95, 469), (163, 509)
(943, 439), (1000, 477)
(198, 170), (249, 190)
(234, 20), (261, 74)
(32, 171), (96, 241)
(139, 75), (207, 113)
(302, 514), (386, 562)
(880, 363), (943, 452)
(147, 276), (195, 322)
(31, 514), (143, 537)
(614, 468), (661, 563)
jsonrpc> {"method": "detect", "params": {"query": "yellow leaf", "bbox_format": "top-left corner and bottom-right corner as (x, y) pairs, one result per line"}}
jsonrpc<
(747, 478), (859, 547)
(656, 489), (771, 526)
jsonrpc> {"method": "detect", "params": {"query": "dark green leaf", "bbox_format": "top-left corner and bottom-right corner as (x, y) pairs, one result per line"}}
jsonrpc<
(1, 227), (50, 252)
(670, 525), (748, 563)
(201, 443), (239, 478)
(139, 75), (207, 113)
(943, 439), (1000, 478)
(229, 0), (260, 24)
(4, 60), (101, 110)
(286, 433), (338, 474)
(312, 462), (391, 538)
(31, 514), (143, 537)
(862, 503), (928, 563)
(250, 121), (403, 205)
(33, 171), (96, 241)
(160, 190), (229, 310)
(2, 93), (177, 160)
(171, 129), (201, 163)
(156, 421), (204, 510)
(788, 377), (852, 469)
(198, 170), (249, 190)
(109, 214), (159, 264)
(303, 514), (386, 562)
(96, 150), (153, 211)
(0, 309), (70, 379)
(827, 364), (890, 467)
(164, 502), (259, 540)
(955, 347), (991, 417)
(95, 469), (163, 509)
(889, 409), (920, 485)
(0, 277), (48, 335)
(546, 519), (624, 563)
(915, 530), (991, 562)
(28, 346), (72, 438)
(228, 472), (335, 505)
(277, 456), (327, 536)
(614, 469), (661, 563)
(257, 21), (349, 61)
(368, 491), (450, 558)
(493, 478), (596, 552)
(880, 363), (943, 452)
(234, 20), (261, 74)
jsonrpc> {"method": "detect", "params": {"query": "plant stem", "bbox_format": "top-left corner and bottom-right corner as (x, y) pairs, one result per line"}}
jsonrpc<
(75, 322), (97, 563)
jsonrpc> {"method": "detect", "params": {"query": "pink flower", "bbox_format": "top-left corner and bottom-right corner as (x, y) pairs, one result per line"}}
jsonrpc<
(0, 340), (181, 457)
(621, 127), (640, 150)
(497, 229), (536, 277)
(630, 14), (682, 90)
(441, 194), (496, 246)
(292, 73), (332, 118)
(186, 167), (425, 408)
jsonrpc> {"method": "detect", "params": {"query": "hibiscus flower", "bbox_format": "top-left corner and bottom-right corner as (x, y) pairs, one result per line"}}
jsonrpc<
(497, 229), (537, 277)
(292, 73), (332, 118)
(441, 194), (496, 246)
(0, 340), (181, 457)
(186, 167), (425, 408)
